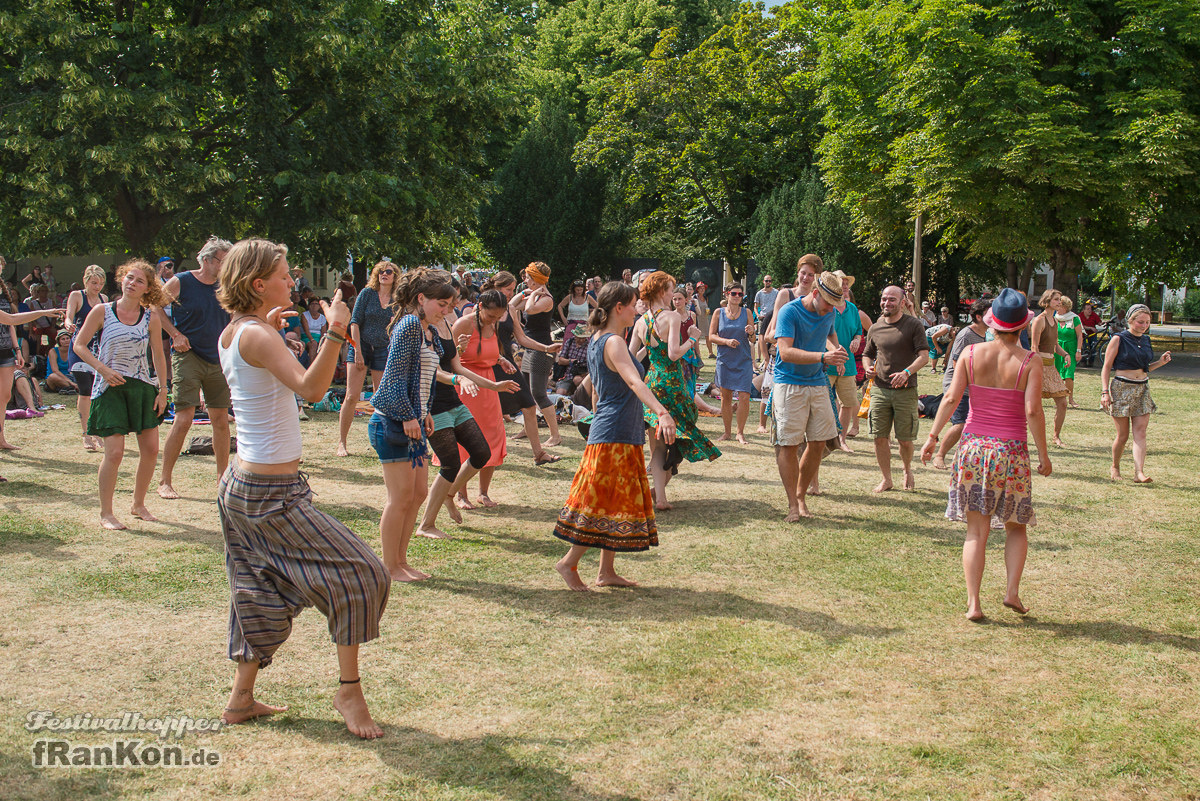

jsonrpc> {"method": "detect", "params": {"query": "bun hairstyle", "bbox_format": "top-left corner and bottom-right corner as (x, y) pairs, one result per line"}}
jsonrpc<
(218, 239), (289, 314)
(115, 259), (169, 309)
(590, 280), (637, 329)
(472, 289), (507, 355)
(390, 267), (455, 332)
(638, 270), (674, 304)
(481, 271), (516, 293)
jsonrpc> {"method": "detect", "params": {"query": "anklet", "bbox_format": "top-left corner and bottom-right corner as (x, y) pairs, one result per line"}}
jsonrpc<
(339, 677), (361, 685)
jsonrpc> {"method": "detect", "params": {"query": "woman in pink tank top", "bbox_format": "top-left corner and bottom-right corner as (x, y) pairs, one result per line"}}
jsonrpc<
(920, 289), (1051, 622)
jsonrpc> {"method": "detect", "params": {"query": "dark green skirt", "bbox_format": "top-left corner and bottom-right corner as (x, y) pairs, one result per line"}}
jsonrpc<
(87, 378), (163, 437)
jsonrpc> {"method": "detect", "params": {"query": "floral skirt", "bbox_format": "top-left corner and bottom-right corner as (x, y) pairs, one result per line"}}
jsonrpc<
(946, 433), (1037, 529)
(554, 443), (658, 552)
(1108, 377), (1156, 418)
(1041, 357), (1068, 399)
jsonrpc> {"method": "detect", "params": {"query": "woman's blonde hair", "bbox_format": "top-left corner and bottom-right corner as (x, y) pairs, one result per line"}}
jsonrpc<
(115, 260), (168, 309)
(1058, 296), (1073, 312)
(367, 260), (399, 302)
(217, 238), (289, 314)
(83, 264), (106, 285)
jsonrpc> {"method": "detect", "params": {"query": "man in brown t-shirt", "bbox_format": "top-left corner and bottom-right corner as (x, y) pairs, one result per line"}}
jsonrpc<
(863, 285), (929, 492)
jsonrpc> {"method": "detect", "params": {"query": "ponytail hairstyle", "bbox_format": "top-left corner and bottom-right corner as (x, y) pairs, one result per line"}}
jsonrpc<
(481, 270), (516, 294)
(389, 267), (455, 332)
(589, 280), (637, 329)
(473, 289), (507, 355)
(0, 272), (15, 307)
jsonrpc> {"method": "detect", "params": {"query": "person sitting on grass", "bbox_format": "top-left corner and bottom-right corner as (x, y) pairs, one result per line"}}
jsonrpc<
(215, 237), (390, 740)
(45, 329), (78, 393)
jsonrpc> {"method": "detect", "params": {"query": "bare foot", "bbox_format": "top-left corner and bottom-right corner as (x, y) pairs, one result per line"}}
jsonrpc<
(444, 497), (462, 524)
(837, 439), (854, 453)
(655, 500), (673, 511)
(596, 572), (639, 587)
(873, 480), (893, 493)
(83, 435), (99, 452)
(785, 502), (813, 522)
(511, 429), (527, 440)
(1068, 400), (1080, 409)
(0, 441), (20, 451)
(477, 495), (498, 508)
(1002, 597), (1029, 615)
(716, 432), (731, 442)
(336, 442), (349, 457)
(933, 455), (948, 470)
(903, 470), (915, 490)
(222, 697), (288, 725)
(555, 560), (590, 591)
(100, 515), (127, 531)
(1053, 435), (1065, 447)
(157, 483), (180, 500)
(735, 433), (748, 445)
(965, 607), (985, 623)
(756, 425), (768, 434)
(1110, 466), (1122, 481)
(544, 436), (562, 447)
(130, 506), (159, 522)
(456, 494), (476, 510)
(333, 683), (383, 739)
(1134, 475), (1153, 484)
(807, 482), (822, 496)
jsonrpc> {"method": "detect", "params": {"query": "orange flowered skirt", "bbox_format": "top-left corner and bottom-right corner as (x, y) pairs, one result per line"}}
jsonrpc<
(554, 443), (658, 552)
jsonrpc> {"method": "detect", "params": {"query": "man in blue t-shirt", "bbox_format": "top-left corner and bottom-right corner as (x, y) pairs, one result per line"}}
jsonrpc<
(770, 269), (849, 520)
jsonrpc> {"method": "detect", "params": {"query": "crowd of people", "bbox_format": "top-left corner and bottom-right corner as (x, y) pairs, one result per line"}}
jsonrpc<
(0, 243), (1175, 739)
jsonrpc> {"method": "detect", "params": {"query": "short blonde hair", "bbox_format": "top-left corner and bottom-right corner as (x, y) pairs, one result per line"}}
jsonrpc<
(1058, 296), (1073, 312)
(218, 238), (289, 314)
(1038, 288), (1061, 309)
(115, 260), (168, 309)
(83, 264), (106, 285)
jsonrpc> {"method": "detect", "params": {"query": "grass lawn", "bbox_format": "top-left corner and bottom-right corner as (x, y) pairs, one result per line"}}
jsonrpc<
(1, 356), (1198, 800)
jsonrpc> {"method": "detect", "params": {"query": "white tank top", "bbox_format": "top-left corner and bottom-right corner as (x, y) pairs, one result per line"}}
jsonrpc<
(567, 298), (590, 321)
(219, 322), (302, 464)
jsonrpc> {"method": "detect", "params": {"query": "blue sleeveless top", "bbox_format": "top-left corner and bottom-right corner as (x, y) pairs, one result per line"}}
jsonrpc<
(68, 292), (100, 371)
(587, 332), (645, 446)
(172, 271), (229, 364)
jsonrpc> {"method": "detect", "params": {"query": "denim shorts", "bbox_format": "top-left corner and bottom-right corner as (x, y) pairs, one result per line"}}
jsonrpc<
(368, 413), (412, 464)
(950, 392), (971, 426)
(350, 341), (389, 372)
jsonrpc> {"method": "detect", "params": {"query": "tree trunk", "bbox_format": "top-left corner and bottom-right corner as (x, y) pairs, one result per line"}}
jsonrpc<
(1006, 258), (1018, 288)
(113, 185), (170, 255)
(1050, 245), (1082, 306)
(1018, 258), (1036, 294)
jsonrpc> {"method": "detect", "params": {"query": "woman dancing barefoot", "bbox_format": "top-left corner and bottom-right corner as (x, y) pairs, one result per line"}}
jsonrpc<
(631, 272), (720, 510)
(369, 268), (457, 581)
(920, 289), (1050, 622)
(215, 238), (389, 739)
(554, 281), (675, 590)
(1100, 304), (1170, 483)
(72, 261), (168, 530)
(416, 290), (518, 537)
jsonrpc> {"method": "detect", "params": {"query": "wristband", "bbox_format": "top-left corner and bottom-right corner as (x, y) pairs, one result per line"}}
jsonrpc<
(450, 374), (458, 386)
(903, 368), (912, 376)
(820, 352), (826, 366)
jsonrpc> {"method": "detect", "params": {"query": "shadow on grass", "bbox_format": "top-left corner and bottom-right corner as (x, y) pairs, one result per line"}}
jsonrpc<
(1022, 618), (1200, 652)
(432, 578), (900, 643)
(0, 523), (78, 561)
(295, 723), (643, 801)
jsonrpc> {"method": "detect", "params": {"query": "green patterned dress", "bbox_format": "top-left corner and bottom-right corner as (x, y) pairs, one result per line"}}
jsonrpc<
(641, 311), (721, 464)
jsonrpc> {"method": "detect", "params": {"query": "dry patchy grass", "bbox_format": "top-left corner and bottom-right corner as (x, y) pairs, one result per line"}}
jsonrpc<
(1, 358), (1199, 800)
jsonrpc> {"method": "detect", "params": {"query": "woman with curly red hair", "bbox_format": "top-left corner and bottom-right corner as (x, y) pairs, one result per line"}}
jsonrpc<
(72, 260), (170, 530)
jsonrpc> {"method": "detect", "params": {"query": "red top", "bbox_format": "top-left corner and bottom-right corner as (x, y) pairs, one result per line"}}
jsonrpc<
(962, 347), (1036, 441)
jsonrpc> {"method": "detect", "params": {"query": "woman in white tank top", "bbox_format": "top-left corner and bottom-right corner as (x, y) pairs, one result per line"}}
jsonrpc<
(71, 260), (169, 532)
(557, 279), (596, 338)
(214, 238), (390, 741)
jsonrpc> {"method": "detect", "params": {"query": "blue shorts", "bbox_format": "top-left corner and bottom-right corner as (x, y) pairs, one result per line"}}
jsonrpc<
(950, 392), (971, 426)
(350, 341), (388, 372)
(368, 413), (413, 464)
(432, 404), (473, 431)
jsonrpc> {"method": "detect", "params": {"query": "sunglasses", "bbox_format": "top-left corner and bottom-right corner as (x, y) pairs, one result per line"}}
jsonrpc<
(728, 291), (743, 297)
(379, 269), (395, 276)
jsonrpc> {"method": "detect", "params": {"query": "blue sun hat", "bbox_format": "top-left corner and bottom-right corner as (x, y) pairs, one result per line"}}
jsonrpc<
(983, 288), (1036, 332)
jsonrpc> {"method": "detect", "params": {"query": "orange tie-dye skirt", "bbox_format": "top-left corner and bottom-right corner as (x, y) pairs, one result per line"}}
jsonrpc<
(554, 442), (658, 552)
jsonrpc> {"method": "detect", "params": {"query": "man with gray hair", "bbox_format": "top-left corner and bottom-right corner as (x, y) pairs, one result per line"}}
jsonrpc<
(157, 236), (233, 499)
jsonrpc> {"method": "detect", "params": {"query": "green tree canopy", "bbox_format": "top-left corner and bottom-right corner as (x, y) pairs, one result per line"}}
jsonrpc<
(0, 0), (517, 262)
(816, 0), (1200, 294)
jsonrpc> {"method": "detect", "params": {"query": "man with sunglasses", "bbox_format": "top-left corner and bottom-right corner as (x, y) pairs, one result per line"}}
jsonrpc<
(157, 236), (234, 500)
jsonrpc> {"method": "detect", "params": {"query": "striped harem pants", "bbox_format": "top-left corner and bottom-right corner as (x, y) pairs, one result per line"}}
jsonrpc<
(218, 466), (390, 668)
